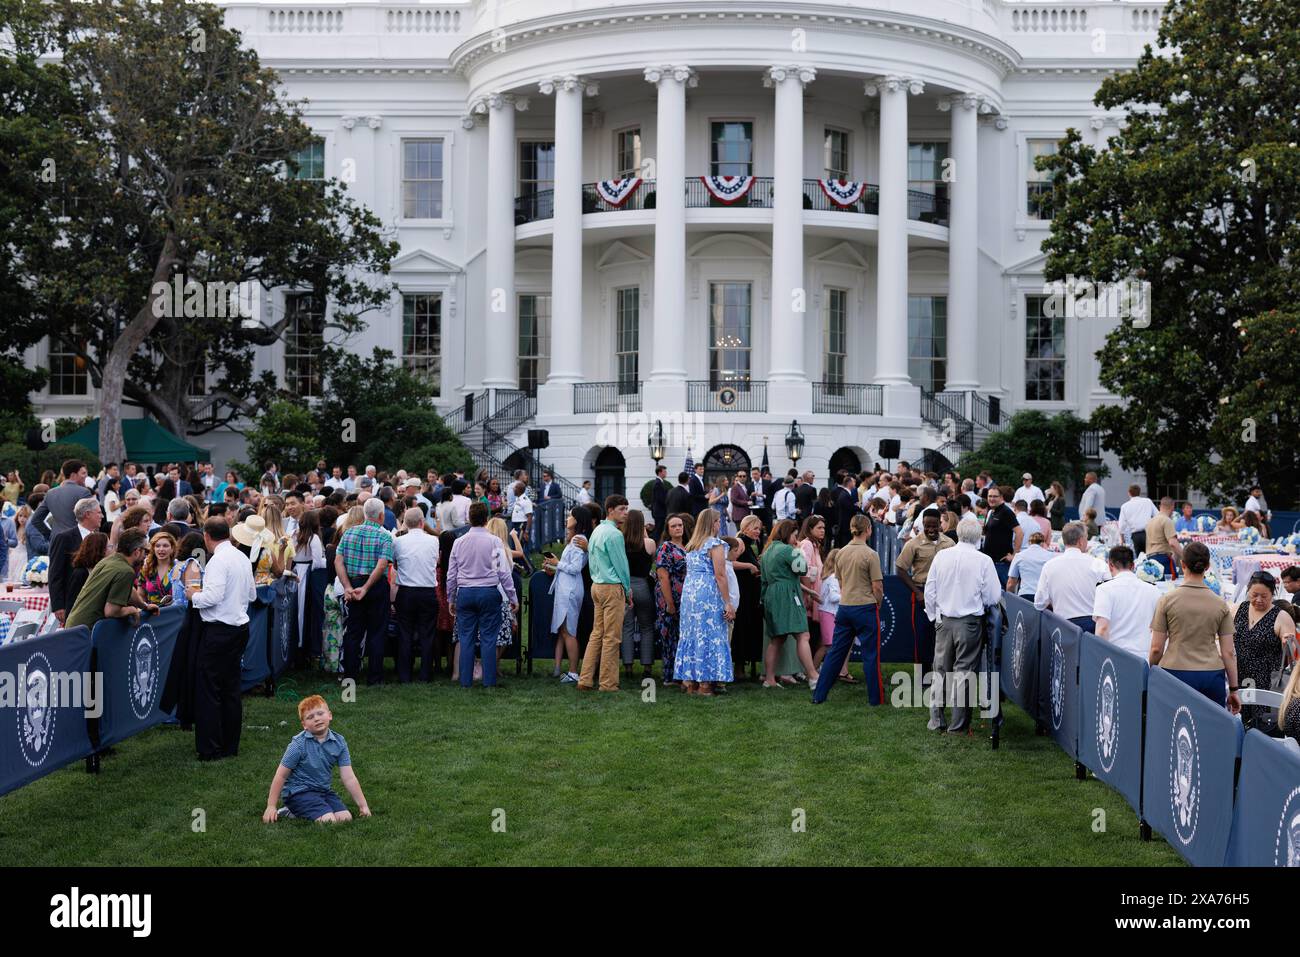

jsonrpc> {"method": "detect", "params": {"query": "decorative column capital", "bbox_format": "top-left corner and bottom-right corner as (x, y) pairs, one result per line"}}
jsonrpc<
(365, 115), (383, 130)
(979, 113), (1009, 130)
(1089, 114), (1106, 130)
(340, 114), (359, 130)
(644, 65), (697, 87)
(865, 75), (924, 97)
(539, 75), (598, 97)
(764, 65), (816, 88)
(937, 92), (982, 113)
(479, 92), (530, 113)
(460, 113), (481, 130)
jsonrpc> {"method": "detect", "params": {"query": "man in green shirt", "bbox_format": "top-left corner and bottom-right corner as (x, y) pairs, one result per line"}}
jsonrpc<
(578, 495), (632, 692)
(66, 529), (157, 631)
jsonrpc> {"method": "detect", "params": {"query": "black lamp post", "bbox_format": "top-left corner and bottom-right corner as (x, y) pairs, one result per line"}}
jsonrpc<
(649, 419), (666, 464)
(785, 420), (805, 464)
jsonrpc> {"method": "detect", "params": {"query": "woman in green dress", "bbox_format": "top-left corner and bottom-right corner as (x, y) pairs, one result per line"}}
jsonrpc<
(760, 519), (821, 689)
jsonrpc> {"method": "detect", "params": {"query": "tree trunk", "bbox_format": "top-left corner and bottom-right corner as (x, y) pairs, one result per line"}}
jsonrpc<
(98, 232), (179, 464)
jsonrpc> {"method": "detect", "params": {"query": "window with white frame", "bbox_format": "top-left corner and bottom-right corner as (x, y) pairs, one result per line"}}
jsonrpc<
(518, 293), (551, 397)
(615, 287), (639, 394)
(284, 293), (325, 397)
(402, 293), (442, 395)
(824, 129), (850, 180)
(519, 140), (555, 219)
(292, 137), (325, 182)
(710, 122), (753, 177)
(908, 141), (950, 218)
(47, 327), (88, 396)
(615, 128), (642, 179)
(908, 296), (947, 392)
(1025, 293), (1066, 401)
(1027, 139), (1059, 220)
(401, 138), (444, 219)
(823, 288), (848, 391)
(708, 281), (752, 388)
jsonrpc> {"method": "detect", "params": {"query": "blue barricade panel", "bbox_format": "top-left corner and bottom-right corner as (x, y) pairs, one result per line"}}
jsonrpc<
(527, 570), (556, 661)
(1226, 730), (1300, 866)
(1037, 610), (1083, 759)
(1142, 666), (1243, 866)
(91, 605), (184, 749)
(879, 576), (923, 664)
(1000, 593), (1040, 721)
(268, 578), (296, 679)
(1078, 635), (1149, 815)
(0, 627), (95, 797)
(240, 585), (274, 691)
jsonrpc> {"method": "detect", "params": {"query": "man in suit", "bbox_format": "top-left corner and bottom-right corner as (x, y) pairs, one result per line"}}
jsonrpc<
(650, 464), (670, 540)
(795, 470), (818, 522)
(666, 471), (692, 519)
(688, 463), (709, 517)
(161, 497), (195, 542)
(50, 496), (104, 627)
(540, 470), (563, 501)
(833, 471), (859, 548)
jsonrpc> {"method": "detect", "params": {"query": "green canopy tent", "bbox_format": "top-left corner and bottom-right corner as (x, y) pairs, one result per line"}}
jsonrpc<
(60, 418), (210, 465)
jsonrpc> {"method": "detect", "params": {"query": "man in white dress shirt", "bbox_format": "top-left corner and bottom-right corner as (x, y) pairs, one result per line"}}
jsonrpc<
(1034, 522), (1109, 633)
(1012, 472), (1045, 506)
(187, 517), (257, 761)
(924, 518), (1002, 734)
(392, 508), (441, 682)
(1078, 472), (1106, 528)
(1092, 545), (1160, 659)
(1117, 484), (1157, 553)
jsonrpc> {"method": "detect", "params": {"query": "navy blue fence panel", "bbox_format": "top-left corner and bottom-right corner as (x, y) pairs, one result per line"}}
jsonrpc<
(1078, 635), (1149, 815)
(1226, 729), (1300, 866)
(0, 626), (94, 797)
(532, 499), (567, 553)
(527, 570), (556, 661)
(1037, 610), (1083, 759)
(879, 576), (922, 664)
(269, 578), (296, 679)
(240, 585), (274, 691)
(1142, 666), (1243, 865)
(1000, 593), (1040, 720)
(91, 606), (184, 748)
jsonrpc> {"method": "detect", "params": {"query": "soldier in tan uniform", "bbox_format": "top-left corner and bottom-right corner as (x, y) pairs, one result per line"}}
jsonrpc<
(1144, 496), (1184, 579)
(896, 509), (955, 662)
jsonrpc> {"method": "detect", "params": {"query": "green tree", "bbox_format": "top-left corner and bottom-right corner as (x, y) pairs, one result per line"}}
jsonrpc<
(1039, 0), (1300, 508)
(3, 0), (398, 462)
(241, 400), (322, 476)
(956, 411), (1102, 493)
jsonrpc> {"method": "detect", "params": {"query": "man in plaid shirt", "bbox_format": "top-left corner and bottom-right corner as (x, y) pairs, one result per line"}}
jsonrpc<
(333, 497), (395, 685)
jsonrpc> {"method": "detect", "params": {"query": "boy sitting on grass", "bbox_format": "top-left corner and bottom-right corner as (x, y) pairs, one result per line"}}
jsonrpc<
(263, 695), (371, 824)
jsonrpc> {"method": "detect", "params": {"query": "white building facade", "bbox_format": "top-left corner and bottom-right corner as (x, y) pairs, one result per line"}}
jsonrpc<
(30, 0), (1170, 501)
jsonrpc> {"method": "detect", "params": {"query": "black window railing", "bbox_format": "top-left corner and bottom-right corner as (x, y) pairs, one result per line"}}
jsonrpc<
(812, 381), (884, 415)
(1081, 429), (1103, 459)
(802, 180), (879, 215)
(685, 176), (774, 209)
(909, 189), (950, 226)
(687, 379), (766, 412)
(580, 180), (657, 214)
(574, 380), (643, 413)
(515, 189), (554, 225)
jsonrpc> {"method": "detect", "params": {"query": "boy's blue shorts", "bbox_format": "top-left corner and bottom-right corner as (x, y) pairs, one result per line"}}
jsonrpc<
(285, 789), (347, 820)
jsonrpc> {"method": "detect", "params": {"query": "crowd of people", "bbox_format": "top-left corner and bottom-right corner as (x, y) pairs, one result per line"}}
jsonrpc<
(5, 455), (1300, 762)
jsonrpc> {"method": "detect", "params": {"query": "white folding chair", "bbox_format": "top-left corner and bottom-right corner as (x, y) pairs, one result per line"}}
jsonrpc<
(1239, 688), (1284, 709)
(8, 622), (38, 643)
(0, 599), (23, 615)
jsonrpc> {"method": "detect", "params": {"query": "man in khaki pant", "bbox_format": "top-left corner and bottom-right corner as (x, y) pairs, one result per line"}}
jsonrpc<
(578, 495), (632, 692)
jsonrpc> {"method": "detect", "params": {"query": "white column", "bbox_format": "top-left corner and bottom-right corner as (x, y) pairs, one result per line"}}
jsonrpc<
(643, 65), (694, 414)
(943, 92), (980, 392)
(480, 93), (527, 394)
(867, 75), (922, 390)
(538, 75), (596, 409)
(765, 66), (815, 416)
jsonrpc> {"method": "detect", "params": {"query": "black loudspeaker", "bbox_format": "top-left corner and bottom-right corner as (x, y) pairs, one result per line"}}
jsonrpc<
(988, 396), (1001, 426)
(25, 427), (48, 451)
(464, 393), (475, 421)
(878, 439), (901, 459)
(527, 429), (549, 450)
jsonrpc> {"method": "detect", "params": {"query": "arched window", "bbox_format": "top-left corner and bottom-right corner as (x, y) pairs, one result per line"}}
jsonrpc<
(594, 446), (626, 503)
(702, 444), (751, 489)
(828, 447), (862, 479)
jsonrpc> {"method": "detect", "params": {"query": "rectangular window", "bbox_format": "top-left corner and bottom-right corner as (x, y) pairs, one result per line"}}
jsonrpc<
(402, 293), (442, 396)
(1025, 294), (1066, 401)
(908, 140), (950, 205)
(615, 128), (642, 179)
(401, 138), (444, 219)
(518, 140), (556, 219)
(518, 293), (552, 397)
(908, 296), (948, 392)
(823, 288), (848, 390)
(1027, 139), (1058, 220)
(824, 129), (850, 180)
(710, 122), (753, 177)
(708, 281), (752, 389)
(284, 293), (325, 397)
(47, 328), (88, 396)
(292, 137), (325, 181)
(615, 287), (639, 393)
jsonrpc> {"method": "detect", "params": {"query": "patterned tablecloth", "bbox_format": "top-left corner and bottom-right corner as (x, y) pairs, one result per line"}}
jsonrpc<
(1, 587), (50, 613)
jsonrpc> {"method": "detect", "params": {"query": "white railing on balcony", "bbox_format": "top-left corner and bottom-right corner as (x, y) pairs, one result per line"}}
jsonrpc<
(385, 7), (463, 33)
(1131, 7), (1163, 32)
(1009, 6), (1089, 33)
(266, 8), (345, 33)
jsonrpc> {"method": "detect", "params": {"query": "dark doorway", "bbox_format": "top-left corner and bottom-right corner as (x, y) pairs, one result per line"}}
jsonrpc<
(703, 444), (751, 490)
(594, 446), (626, 503)
(828, 447), (862, 480)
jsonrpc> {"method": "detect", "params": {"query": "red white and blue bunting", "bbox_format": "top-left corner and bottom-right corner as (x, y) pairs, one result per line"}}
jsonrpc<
(595, 177), (642, 207)
(818, 179), (866, 207)
(700, 175), (755, 204)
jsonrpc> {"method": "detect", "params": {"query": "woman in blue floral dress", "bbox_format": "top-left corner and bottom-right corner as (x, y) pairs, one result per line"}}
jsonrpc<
(654, 513), (692, 686)
(673, 508), (734, 695)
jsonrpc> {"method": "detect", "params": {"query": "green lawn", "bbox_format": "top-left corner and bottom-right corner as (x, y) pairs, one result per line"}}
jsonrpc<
(0, 662), (1184, 866)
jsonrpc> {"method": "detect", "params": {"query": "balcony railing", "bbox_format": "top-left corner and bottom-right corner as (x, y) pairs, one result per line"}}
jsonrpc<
(687, 379), (767, 412)
(574, 380), (643, 413)
(516, 179), (948, 225)
(1080, 429), (1104, 459)
(812, 381), (884, 415)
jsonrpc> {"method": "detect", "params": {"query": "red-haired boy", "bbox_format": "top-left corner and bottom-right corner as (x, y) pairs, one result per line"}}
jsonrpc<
(263, 695), (371, 823)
